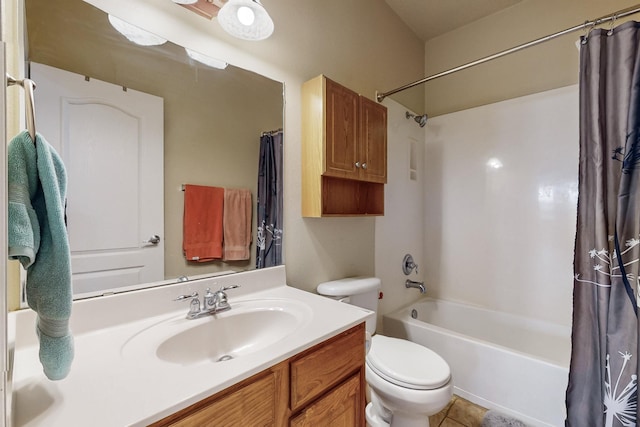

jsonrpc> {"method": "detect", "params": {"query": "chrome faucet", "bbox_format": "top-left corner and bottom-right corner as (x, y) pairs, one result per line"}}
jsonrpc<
(210, 285), (239, 312)
(405, 279), (426, 294)
(174, 285), (240, 319)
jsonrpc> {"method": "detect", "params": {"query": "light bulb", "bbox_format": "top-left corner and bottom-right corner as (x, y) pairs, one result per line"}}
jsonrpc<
(237, 6), (255, 26)
(217, 0), (274, 41)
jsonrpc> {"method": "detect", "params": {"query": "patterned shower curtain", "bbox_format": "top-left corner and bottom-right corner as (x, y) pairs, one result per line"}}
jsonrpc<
(255, 131), (283, 268)
(566, 22), (640, 426)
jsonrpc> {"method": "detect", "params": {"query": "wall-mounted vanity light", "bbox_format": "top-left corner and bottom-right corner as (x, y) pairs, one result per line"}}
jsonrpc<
(217, 0), (274, 41)
(110, 0), (274, 48)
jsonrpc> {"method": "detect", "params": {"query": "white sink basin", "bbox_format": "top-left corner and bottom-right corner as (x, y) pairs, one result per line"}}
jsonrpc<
(121, 298), (313, 366)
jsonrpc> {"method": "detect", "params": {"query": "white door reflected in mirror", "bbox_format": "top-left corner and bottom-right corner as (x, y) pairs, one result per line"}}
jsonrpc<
(32, 62), (164, 298)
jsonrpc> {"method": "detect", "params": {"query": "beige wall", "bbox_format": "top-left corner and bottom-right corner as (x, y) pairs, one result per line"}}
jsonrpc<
(423, 0), (640, 116)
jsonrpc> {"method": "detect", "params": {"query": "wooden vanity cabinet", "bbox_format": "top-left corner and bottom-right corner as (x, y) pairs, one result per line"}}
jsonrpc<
(289, 323), (366, 426)
(150, 323), (365, 427)
(302, 75), (387, 217)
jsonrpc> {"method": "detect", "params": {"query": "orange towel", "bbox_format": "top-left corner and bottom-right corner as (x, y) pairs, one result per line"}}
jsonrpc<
(183, 184), (224, 262)
(223, 188), (252, 261)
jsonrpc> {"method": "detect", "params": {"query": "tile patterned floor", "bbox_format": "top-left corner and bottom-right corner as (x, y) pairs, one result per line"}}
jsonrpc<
(428, 395), (488, 427)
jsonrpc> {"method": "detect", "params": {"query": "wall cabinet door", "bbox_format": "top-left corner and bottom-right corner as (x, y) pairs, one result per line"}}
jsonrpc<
(324, 78), (360, 180)
(323, 78), (387, 184)
(359, 96), (387, 183)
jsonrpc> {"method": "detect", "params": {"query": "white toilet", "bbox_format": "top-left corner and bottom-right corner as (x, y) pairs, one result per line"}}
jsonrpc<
(317, 277), (453, 427)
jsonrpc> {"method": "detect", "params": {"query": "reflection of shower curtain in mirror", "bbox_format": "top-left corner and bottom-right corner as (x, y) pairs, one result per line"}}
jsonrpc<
(256, 131), (283, 268)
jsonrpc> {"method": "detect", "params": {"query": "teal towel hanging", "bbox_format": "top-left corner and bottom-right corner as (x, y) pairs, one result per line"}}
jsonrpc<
(8, 130), (74, 380)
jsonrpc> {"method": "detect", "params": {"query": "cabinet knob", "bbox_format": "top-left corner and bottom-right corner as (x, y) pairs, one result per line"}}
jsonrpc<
(355, 162), (361, 168)
(361, 163), (367, 170)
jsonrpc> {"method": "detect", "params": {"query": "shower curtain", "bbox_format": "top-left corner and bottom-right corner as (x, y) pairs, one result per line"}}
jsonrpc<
(255, 131), (283, 268)
(566, 22), (640, 426)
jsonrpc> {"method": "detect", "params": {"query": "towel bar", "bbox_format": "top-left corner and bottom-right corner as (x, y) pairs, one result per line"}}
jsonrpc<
(7, 74), (37, 143)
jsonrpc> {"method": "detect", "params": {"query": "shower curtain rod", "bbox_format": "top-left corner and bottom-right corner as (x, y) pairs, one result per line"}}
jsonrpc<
(376, 3), (640, 103)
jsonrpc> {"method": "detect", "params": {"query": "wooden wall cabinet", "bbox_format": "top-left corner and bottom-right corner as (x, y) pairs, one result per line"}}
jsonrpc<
(302, 75), (387, 217)
(151, 323), (366, 427)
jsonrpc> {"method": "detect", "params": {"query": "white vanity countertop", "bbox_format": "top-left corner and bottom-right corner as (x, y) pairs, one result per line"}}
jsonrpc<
(9, 266), (372, 426)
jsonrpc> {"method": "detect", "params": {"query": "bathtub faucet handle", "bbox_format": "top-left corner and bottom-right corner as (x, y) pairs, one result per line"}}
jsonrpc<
(402, 254), (419, 275)
(405, 279), (426, 294)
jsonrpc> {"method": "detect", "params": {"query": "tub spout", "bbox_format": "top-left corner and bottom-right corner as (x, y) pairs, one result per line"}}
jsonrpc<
(405, 279), (426, 294)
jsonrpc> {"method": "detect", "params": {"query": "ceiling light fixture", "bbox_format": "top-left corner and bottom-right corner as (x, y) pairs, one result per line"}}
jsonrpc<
(185, 48), (228, 69)
(107, 15), (167, 46)
(217, 0), (274, 41)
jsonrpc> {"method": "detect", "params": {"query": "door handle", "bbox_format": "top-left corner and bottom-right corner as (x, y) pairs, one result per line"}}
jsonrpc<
(143, 234), (161, 245)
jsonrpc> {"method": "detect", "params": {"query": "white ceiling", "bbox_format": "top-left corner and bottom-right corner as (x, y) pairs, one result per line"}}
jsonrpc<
(385, 0), (524, 42)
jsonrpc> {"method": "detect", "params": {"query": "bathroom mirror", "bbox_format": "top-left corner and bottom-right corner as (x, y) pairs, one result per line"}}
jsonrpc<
(23, 0), (284, 299)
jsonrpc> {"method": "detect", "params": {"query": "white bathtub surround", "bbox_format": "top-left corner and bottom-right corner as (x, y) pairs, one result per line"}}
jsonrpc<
(8, 266), (372, 426)
(375, 98), (427, 331)
(384, 298), (570, 427)
(424, 85), (578, 328)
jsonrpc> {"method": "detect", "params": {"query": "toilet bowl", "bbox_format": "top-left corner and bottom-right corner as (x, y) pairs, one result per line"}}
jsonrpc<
(365, 335), (452, 427)
(316, 277), (453, 427)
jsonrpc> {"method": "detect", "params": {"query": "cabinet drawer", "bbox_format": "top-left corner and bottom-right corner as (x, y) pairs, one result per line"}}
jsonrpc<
(290, 323), (365, 411)
(289, 373), (363, 427)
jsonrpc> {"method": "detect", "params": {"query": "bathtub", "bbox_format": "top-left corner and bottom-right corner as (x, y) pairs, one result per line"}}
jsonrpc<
(383, 298), (570, 427)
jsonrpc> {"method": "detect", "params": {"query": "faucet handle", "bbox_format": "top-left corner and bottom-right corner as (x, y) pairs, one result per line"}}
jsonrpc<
(213, 285), (239, 309)
(174, 291), (198, 301)
(175, 292), (201, 316)
(402, 254), (419, 275)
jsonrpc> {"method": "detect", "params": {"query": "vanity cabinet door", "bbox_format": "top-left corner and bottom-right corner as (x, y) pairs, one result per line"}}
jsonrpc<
(153, 361), (288, 427)
(289, 373), (363, 427)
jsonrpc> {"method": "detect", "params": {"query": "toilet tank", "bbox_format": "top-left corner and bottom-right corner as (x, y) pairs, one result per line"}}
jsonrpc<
(317, 277), (381, 334)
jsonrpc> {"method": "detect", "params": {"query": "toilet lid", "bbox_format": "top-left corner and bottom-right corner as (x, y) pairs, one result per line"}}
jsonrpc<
(366, 335), (451, 390)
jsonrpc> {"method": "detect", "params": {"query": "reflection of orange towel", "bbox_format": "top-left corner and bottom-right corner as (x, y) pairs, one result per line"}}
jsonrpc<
(223, 188), (252, 261)
(183, 184), (224, 262)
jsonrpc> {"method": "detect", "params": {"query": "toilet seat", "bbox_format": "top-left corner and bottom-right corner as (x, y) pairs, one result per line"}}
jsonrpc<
(366, 335), (450, 390)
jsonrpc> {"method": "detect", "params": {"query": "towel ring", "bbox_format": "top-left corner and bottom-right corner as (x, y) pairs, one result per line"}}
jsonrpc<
(7, 74), (37, 143)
